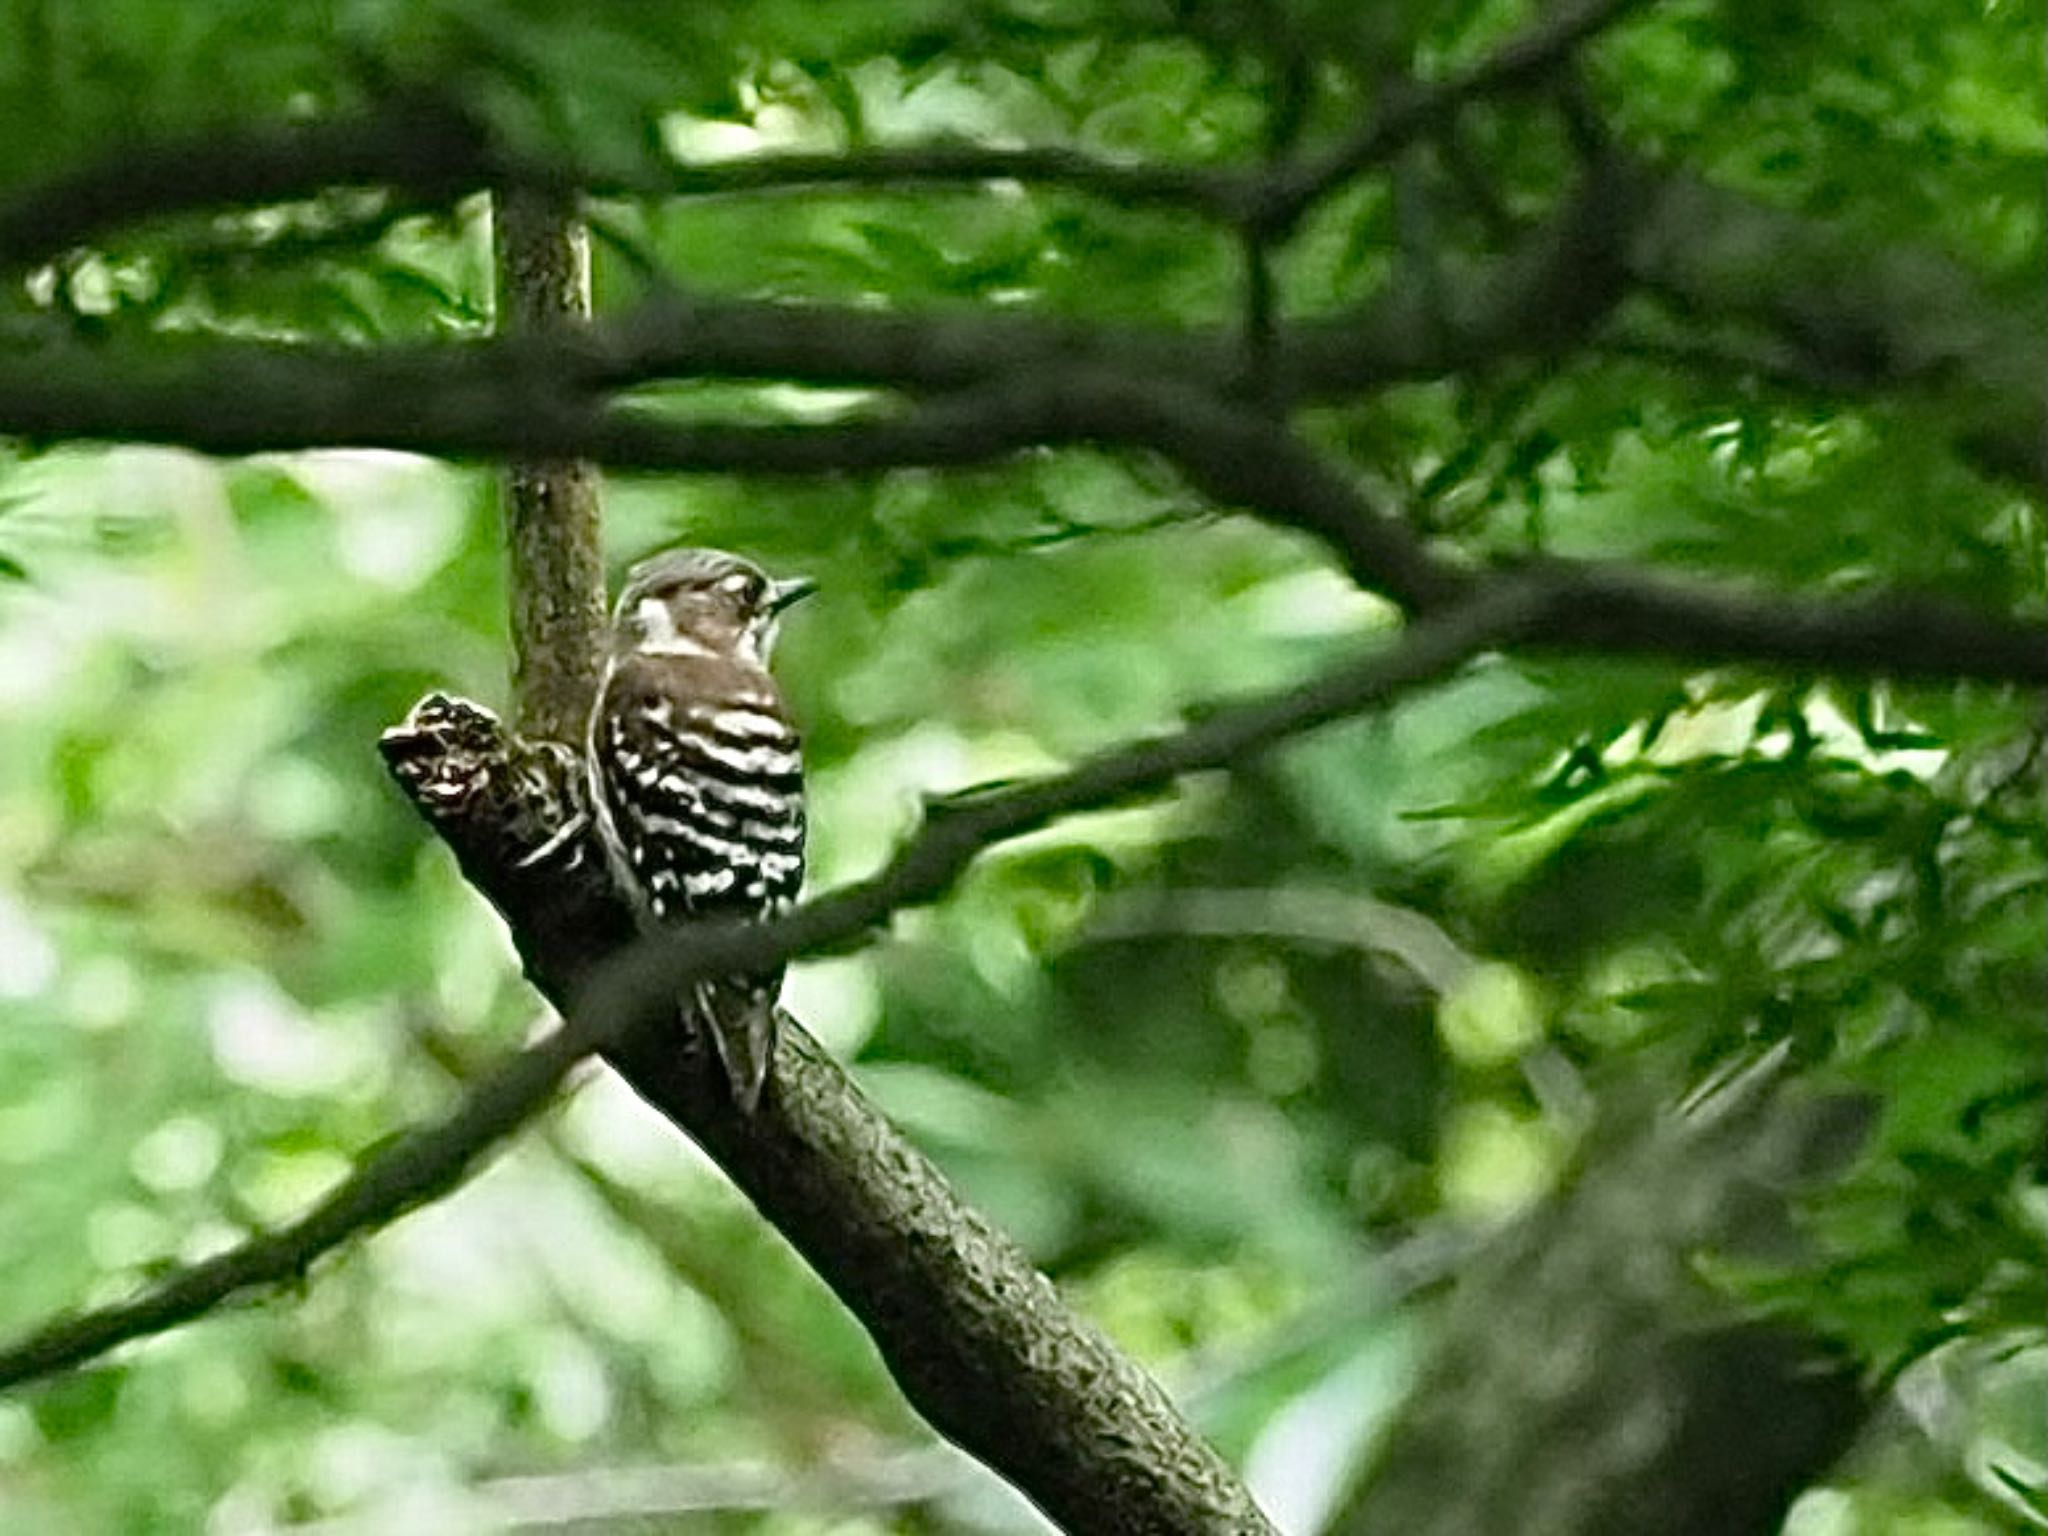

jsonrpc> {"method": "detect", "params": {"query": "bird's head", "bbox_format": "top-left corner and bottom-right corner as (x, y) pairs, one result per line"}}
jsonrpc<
(613, 547), (816, 664)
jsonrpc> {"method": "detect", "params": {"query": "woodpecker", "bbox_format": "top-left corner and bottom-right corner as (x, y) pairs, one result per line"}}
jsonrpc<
(586, 547), (814, 1111)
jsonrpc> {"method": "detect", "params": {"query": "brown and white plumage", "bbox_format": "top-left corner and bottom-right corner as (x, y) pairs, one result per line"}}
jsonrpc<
(586, 548), (812, 1111)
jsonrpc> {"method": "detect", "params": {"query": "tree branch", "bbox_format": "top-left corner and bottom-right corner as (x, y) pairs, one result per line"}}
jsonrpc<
(2, 24), (2032, 491)
(1086, 886), (1481, 996)
(0, 145), (1641, 418)
(1623, 170), (2045, 486)
(0, 112), (1247, 270)
(0, 348), (1462, 605)
(0, 554), (1977, 1495)
(0, 0), (1648, 270)
(1250, 0), (1659, 235)
(1331, 1063), (1874, 1536)
(0, 547), (2026, 1511)
(16, 143), (2034, 496)
(659, 141), (1252, 219)
(0, 998), (595, 1393)
(0, 98), (498, 268)
(1521, 558), (2048, 684)
(0, 590), (1544, 1529)
(1, 333), (2040, 680)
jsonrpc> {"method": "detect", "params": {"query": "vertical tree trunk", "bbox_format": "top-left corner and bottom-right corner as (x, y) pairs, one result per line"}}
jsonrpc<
(492, 186), (609, 742)
(1331, 1079), (1873, 1536)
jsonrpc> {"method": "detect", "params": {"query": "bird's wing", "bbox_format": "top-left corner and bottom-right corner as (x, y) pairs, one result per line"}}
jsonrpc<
(589, 652), (806, 923)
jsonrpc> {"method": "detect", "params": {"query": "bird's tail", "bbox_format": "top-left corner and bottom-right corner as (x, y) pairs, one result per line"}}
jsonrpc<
(690, 977), (779, 1113)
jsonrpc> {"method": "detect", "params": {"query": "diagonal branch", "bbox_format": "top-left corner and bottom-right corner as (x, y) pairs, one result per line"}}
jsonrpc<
(578, 580), (1553, 1027)
(0, 588), (1542, 1530)
(2, 548), (2030, 1402)
(0, 1008), (594, 1392)
(0, 557), (2032, 1512)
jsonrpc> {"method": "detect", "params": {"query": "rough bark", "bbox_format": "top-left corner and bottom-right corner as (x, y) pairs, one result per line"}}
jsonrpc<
(492, 186), (609, 742)
(1331, 1072), (1875, 1536)
(380, 694), (1278, 1536)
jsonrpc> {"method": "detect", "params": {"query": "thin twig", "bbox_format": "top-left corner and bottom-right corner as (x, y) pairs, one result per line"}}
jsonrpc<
(659, 141), (1251, 220)
(1084, 886), (1481, 994)
(1251, 0), (1659, 235)
(1235, 6), (1313, 405)
(0, 1020), (593, 1390)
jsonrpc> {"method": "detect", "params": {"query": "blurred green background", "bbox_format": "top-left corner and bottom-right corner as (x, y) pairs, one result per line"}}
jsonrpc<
(0, 0), (2041, 1531)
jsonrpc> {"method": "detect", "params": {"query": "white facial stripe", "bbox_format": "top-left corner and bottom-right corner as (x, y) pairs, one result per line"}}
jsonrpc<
(635, 596), (674, 641)
(629, 595), (720, 657)
(638, 637), (719, 658)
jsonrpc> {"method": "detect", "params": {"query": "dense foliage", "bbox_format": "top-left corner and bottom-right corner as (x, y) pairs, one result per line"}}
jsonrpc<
(0, 0), (2039, 1530)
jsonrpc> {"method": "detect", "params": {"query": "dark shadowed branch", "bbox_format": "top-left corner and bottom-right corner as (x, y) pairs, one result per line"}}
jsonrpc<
(0, 99), (499, 268)
(1519, 559), (2048, 685)
(0, 107), (1246, 267)
(1250, 0), (1658, 234)
(1623, 171), (2046, 487)
(659, 141), (1251, 218)
(0, 346), (1461, 604)
(0, 332), (2041, 679)
(0, 155), (1636, 410)
(2, 138), (2033, 504)
(0, 597), (1516, 1364)
(1332, 1062), (1874, 1536)
(0, 0), (1652, 269)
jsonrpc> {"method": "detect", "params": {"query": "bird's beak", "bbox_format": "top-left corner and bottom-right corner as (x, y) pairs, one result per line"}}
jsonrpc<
(769, 575), (818, 614)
